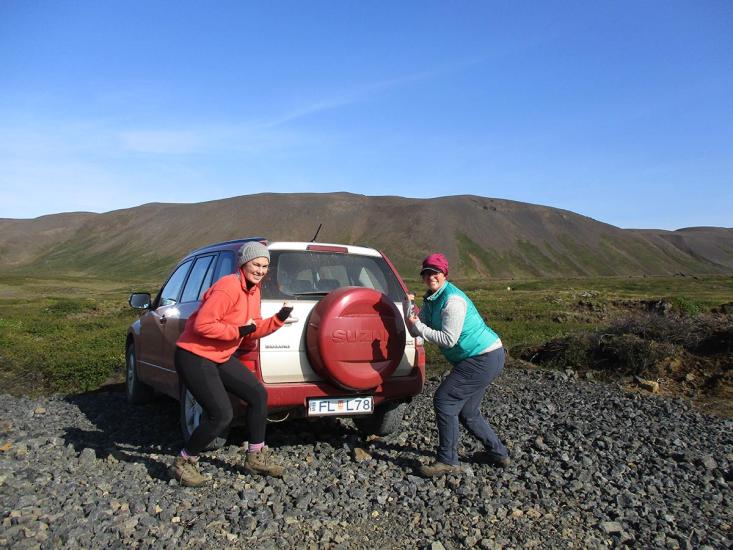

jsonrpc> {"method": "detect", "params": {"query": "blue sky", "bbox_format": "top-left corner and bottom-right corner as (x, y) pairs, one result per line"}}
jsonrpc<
(1, 1), (731, 229)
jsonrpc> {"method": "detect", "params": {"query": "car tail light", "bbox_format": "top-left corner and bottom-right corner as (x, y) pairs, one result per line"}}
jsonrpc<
(306, 245), (348, 253)
(415, 342), (426, 369)
(236, 341), (262, 379)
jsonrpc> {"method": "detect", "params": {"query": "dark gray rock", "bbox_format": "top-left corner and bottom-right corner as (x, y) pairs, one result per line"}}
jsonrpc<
(0, 369), (731, 548)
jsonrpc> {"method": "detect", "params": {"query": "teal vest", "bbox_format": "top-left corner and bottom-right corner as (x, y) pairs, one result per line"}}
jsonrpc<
(423, 281), (499, 364)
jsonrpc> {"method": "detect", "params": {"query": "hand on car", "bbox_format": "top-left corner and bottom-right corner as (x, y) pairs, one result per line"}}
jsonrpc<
(239, 318), (256, 337)
(276, 302), (293, 322)
(405, 293), (419, 324)
(406, 314), (419, 328)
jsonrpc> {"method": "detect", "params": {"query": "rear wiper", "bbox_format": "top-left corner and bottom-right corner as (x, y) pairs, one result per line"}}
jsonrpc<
(290, 291), (329, 296)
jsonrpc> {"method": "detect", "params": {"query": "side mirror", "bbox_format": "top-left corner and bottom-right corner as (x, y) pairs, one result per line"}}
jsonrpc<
(129, 292), (152, 310)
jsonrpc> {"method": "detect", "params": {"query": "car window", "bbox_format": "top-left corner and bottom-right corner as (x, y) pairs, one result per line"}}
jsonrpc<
(197, 255), (218, 300)
(214, 251), (235, 282)
(262, 251), (404, 301)
(180, 255), (215, 303)
(159, 260), (192, 307)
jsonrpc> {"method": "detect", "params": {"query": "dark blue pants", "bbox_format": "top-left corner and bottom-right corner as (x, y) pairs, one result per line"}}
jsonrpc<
(434, 347), (507, 465)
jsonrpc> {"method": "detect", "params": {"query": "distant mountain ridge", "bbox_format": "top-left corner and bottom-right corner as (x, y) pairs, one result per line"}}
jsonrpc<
(1, 193), (731, 279)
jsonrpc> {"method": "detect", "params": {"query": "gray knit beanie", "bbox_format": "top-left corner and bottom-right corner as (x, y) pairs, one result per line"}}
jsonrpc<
(237, 241), (270, 267)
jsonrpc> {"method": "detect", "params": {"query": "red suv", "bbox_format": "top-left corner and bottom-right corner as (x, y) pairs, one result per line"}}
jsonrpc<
(127, 238), (425, 448)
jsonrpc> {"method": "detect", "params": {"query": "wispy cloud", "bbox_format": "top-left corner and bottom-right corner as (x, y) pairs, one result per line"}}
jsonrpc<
(263, 60), (481, 128)
(118, 130), (203, 155)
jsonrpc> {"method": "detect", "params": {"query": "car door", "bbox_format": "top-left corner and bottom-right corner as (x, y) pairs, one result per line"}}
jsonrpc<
(137, 260), (192, 386)
(161, 254), (218, 372)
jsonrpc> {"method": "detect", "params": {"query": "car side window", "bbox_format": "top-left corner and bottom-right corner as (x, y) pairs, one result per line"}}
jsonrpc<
(180, 255), (215, 303)
(159, 260), (192, 307)
(197, 254), (218, 300)
(213, 251), (235, 282)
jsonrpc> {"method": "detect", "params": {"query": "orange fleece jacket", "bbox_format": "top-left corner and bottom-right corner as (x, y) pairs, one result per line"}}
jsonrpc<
(176, 272), (284, 363)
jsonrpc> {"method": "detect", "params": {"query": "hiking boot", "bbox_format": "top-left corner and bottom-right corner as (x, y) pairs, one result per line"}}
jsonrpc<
(170, 456), (209, 487)
(475, 451), (511, 467)
(418, 461), (461, 478)
(243, 448), (284, 478)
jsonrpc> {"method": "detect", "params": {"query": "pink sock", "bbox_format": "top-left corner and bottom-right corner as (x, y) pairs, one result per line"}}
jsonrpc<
(180, 448), (198, 462)
(248, 442), (264, 453)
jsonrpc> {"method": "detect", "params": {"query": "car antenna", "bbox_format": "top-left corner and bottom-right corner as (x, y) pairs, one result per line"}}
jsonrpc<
(310, 223), (323, 242)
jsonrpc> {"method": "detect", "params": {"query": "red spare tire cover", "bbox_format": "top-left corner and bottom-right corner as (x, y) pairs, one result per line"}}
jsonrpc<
(306, 287), (406, 391)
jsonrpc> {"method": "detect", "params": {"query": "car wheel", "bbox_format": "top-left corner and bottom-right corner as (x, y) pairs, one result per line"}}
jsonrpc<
(353, 401), (406, 436)
(125, 342), (154, 404)
(179, 384), (228, 451)
(306, 287), (406, 390)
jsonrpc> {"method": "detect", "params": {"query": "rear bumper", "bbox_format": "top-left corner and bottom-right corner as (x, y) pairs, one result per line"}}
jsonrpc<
(235, 365), (425, 417)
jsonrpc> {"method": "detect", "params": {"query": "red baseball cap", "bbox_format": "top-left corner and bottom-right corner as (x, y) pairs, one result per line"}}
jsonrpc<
(420, 253), (449, 276)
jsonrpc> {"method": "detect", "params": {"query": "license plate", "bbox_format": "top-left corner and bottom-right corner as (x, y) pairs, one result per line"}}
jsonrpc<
(307, 396), (373, 416)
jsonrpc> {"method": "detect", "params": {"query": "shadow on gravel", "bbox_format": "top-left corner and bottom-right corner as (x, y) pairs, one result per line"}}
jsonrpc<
(60, 387), (437, 481)
(61, 387), (185, 481)
(363, 439), (432, 471)
(59, 389), (378, 479)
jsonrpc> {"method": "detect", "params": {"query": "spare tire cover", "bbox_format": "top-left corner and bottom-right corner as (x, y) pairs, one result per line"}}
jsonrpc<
(306, 287), (406, 390)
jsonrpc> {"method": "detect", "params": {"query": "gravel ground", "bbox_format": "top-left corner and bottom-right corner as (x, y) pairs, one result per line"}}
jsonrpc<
(1, 366), (731, 549)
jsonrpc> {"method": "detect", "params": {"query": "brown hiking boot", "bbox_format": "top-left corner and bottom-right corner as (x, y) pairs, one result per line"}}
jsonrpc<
(474, 451), (511, 468)
(244, 448), (284, 478)
(170, 456), (209, 487)
(418, 461), (462, 478)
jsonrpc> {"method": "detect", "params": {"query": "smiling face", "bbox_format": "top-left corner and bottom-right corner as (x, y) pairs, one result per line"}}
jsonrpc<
(421, 269), (446, 293)
(241, 257), (270, 285)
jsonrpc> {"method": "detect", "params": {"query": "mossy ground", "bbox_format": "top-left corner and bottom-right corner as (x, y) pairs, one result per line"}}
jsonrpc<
(2, 273), (731, 415)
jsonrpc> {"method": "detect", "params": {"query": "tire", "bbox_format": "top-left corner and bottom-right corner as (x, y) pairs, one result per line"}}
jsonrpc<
(306, 287), (406, 390)
(353, 401), (406, 436)
(179, 384), (229, 451)
(125, 342), (154, 404)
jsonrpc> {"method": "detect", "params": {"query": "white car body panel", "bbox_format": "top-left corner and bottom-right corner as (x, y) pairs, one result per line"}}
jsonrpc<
(258, 243), (415, 384)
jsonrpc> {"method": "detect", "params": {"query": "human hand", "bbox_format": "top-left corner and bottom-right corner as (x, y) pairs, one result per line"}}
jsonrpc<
(276, 302), (293, 322)
(239, 319), (256, 337)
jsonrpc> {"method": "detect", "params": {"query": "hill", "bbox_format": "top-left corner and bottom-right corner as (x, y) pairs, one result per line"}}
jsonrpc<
(0, 193), (731, 279)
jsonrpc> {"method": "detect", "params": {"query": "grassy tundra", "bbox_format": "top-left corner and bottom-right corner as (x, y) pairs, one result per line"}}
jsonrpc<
(1, 273), (731, 414)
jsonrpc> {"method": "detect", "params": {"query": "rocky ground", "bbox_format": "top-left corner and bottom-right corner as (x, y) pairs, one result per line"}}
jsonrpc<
(1, 366), (731, 549)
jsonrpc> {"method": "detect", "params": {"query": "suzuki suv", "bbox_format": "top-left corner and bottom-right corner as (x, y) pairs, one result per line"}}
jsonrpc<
(126, 238), (425, 448)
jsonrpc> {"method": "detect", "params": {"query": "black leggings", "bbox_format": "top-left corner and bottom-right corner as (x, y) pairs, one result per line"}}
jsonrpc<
(175, 347), (267, 455)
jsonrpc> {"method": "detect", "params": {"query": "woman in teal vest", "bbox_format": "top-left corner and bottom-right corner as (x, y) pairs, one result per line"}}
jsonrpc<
(407, 253), (509, 477)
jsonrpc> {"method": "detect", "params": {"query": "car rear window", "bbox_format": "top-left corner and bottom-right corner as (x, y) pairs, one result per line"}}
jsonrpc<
(261, 251), (405, 302)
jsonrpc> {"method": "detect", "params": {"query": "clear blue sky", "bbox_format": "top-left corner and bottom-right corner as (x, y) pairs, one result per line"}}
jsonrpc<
(1, 1), (731, 229)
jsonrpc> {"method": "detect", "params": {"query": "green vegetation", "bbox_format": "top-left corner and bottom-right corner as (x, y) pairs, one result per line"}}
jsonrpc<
(1, 272), (731, 399)
(0, 274), (157, 396)
(404, 274), (733, 377)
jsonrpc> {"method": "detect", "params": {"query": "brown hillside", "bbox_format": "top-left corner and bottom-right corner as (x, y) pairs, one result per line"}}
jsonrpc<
(0, 212), (97, 267)
(0, 193), (731, 279)
(631, 227), (733, 271)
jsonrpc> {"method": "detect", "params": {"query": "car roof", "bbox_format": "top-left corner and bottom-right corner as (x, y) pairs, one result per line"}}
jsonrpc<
(184, 238), (382, 259)
(269, 242), (382, 257)
(186, 237), (267, 258)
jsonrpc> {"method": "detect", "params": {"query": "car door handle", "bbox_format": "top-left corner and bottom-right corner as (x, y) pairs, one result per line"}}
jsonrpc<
(283, 316), (299, 325)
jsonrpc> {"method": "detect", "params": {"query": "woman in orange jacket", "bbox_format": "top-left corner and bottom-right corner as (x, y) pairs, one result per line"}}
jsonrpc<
(171, 241), (292, 487)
